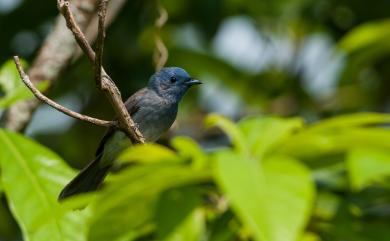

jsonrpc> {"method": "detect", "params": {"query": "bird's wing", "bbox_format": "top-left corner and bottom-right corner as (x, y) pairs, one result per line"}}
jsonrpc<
(95, 88), (148, 157)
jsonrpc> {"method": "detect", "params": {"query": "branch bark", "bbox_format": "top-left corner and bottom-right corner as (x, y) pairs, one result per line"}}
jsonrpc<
(13, 56), (115, 128)
(58, 0), (145, 143)
(94, 0), (107, 88)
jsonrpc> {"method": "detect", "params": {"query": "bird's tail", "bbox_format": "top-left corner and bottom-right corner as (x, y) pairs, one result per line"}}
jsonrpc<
(58, 155), (111, 201)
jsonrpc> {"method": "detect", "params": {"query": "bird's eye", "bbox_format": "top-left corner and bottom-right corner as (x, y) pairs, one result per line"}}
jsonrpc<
(170, 76), (177, 83)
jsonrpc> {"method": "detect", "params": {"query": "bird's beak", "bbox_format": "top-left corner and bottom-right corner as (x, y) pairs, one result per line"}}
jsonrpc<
(186, 78), (202, 86)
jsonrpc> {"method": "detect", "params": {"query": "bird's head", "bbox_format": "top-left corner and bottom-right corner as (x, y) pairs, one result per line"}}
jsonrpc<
(148, 67), (201, 102)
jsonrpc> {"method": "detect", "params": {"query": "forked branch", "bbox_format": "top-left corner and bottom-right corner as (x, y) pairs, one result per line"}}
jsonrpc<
(56, 0), (145, 143)
(13, 56), (116, 128)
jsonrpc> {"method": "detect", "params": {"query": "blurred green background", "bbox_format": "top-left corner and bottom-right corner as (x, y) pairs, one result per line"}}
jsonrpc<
(0, 0), (390, 240)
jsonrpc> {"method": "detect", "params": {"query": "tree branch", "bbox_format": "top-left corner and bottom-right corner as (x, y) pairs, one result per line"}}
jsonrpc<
(58, 0), (145, 143)
(13, 56), (116, 128)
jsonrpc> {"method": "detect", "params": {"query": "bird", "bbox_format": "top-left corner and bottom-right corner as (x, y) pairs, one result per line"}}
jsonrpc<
(58, 67), (201, 200)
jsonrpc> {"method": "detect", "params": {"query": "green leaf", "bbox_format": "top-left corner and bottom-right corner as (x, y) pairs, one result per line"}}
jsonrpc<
(0, 59), (49, 108)
(214, 151), (315, 241)
(238, 116), (303, 157)
(279, 113), (390, 158)
(162, 208), (206, 241)
(205, 114), (247, 153)
(87, 163), (210, 241)
(118, 143), (179, 164)
(347, 148), (390, 191)
(155, 187), (204, 241)
(308, 113), (390, 132)
(171, 136), (208, 169)
(280, 127), (390, 158)
(338, 19), (390, 53)
(0, 59), (25, 93)
(0, 80), (49, 108)
(0, 129), (86, 241)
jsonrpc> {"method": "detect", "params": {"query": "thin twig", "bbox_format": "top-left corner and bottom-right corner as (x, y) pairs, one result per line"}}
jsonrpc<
(57, 0), (145, 143)
(153, 2), (168, 71)
(95, 0), (108, 88)
(13, 56), (116, 128)
(57, 0), (96, 62)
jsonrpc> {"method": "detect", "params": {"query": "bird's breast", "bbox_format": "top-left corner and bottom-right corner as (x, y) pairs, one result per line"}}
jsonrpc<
(133, 101), (178, 142)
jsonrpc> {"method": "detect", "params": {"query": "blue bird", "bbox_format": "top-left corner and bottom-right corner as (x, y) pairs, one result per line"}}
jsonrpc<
(59, 67), (201, 200)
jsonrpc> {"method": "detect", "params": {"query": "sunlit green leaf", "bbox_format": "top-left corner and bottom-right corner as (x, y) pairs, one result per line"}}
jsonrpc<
(118, 143), (179, 164)
(239, 116), (303, 157)
(0, 129), (86, 241)
(338, 19), (390, 53)
(280, 127), (390, 158)
(347, 148), (390, 191)
(214, 151), (314, 241)
(308, 113), (390, 132)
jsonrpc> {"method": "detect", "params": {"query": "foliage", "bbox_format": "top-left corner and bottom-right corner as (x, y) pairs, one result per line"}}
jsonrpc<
(0, 60), (49, 109)
(1, 113), (390, 241)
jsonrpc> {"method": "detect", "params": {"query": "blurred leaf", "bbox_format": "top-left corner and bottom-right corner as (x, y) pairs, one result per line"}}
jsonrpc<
(214, 151), (314, 241)
(0, 198), (18, 240)
(118, 143), (179, 164)
(338, 19), (390, 53)
(347, 148), (390, 191)
(313, 191), (340, 220)
(0, 59), (25, 93)
(205, 114), (247, 153)
(0, 59), (49, 108)
(207, 211), (239, 241)
(87, 163), (210, 241)
(238, 116), (303, 157)
(0, 81), (49, 108)
(0, 129), (86, 241)
(280, 127), (390, 158)
(171, 136), (208, 169)
(308, 113), (390, 132)
(162, 209), (206, 241)
(300, 232), (321, 241)
(155, 187), (204, 241)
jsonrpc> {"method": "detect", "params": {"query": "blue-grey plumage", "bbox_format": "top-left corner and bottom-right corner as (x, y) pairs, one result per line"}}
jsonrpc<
(58, 67), (201, 200)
